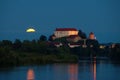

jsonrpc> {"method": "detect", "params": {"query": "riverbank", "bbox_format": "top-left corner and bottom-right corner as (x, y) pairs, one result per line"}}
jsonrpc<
(0, 51), (113, 68)
(0, 40), (120, 67)
(0, 52), (119, 68)
(0, 52), (79, 67)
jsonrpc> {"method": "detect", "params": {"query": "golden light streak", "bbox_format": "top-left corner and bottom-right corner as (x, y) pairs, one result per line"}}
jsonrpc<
(93, 58), (96, 80)
(68, 64), (78, 80)
(27, 68), (34, 80)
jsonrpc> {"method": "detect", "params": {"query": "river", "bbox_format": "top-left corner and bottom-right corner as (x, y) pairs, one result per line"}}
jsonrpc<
(0, 59), (120, 80)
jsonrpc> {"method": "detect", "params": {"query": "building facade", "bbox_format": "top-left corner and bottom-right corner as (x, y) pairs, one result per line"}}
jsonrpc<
(54, 28), (78, 38)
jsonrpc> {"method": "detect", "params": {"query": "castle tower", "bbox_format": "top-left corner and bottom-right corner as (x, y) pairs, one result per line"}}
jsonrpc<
(89, 32), (95, 40)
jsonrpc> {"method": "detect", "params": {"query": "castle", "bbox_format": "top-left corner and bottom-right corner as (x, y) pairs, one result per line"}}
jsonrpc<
(53, 28), (96, 40)
(50, 28), (97, 48)
(54, 28), (78, 38)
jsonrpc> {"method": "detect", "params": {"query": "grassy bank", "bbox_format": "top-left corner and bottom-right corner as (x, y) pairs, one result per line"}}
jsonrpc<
(0, 51), (78, 67)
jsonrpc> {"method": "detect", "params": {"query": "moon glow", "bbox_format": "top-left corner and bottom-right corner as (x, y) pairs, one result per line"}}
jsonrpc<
(26, 28), (36, 32)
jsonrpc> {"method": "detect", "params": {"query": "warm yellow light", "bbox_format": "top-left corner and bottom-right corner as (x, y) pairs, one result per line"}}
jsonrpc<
(26, 28), (36, 32)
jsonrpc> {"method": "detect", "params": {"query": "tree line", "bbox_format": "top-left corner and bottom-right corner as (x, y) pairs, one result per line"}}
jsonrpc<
(0, 35), (78, 67)
(0, 33), (120, 67)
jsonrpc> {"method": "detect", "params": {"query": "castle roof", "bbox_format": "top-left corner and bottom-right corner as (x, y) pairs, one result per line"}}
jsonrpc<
(55, 28), (77, 31)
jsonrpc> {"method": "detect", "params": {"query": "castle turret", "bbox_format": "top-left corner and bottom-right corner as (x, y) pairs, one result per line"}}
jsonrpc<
(89, 32), (95, 40)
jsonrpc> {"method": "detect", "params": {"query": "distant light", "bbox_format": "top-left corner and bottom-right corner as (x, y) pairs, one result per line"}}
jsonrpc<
(95, 37), (96, 39)
(26, 28), (36, 32)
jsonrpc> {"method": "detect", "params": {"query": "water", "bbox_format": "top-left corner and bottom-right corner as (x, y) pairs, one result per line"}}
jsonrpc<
(0, 60), (120, 80)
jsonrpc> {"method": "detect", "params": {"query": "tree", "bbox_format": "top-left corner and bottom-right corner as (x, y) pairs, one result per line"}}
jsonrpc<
(1, 40), (12, 46)
(78, 30), (87, 39)
(21, 40), (31, 52)
(13, 39), (22, 50)
(48, 35), (54, 41)
(110, 43), (120, 60)
(39, 35), (47, 41)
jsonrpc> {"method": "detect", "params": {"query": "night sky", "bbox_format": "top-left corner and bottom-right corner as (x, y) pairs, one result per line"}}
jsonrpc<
(0, 0), (120, 43)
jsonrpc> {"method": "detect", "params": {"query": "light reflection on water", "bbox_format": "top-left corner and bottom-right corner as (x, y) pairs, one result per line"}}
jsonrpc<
(92, 58), (96, 80)
(93, 60), (96, 80)
(27, 68), (34, 80)
(68, 64), (78, 80)
(26, 59), (96, 80)
(0, 60), (120, 80)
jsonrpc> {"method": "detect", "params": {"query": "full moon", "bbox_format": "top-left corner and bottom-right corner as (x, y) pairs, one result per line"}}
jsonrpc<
(26, 28), (36, 32)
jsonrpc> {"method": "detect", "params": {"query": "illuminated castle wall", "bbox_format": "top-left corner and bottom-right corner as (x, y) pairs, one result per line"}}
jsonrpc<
(54, 28), (78, 38)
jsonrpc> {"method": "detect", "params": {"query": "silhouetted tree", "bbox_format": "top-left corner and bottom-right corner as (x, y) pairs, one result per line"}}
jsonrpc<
(48, 34), (54, 41)
(13, 39), (22, 50)
(78, 30), (87, 39)
(39, 35), (47, 41)
(21, 40), (31, 52)
(1, 40), (12, 46)
(110, 43), (120, 60)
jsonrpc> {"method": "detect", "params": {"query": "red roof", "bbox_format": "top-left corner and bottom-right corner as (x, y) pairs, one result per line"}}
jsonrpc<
(56, 28), (77, 31)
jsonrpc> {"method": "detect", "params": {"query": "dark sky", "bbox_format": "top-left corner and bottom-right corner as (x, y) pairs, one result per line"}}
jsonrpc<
(0, 0), (120, 43)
